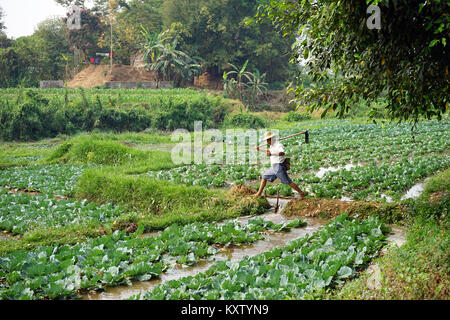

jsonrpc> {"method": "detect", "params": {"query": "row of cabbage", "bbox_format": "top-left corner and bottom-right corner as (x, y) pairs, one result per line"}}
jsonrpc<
(0, 217), (306, 299)
(146, 120), (449, 200)
(0, 189), (128, 235)
(134, 214), (388, 300)
(0, 164), (87, 196)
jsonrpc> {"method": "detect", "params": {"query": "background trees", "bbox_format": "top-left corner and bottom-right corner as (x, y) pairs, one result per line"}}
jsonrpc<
(161, 0), (295, 83)
(1, 0), (295, 88)
(0, 17), (70, 88)
(257, 0), (449, 122)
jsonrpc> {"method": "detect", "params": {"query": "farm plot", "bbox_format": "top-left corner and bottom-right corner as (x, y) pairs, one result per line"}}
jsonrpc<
(0, 164), (88, 196)
(0, 190), (127, 235)
(145, 120), (449, 201)
(0, 217), (306, 299)
(135, 214), (389, 300)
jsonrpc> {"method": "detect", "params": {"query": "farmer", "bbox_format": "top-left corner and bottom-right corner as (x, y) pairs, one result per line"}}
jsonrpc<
(254, 131), (306, 199)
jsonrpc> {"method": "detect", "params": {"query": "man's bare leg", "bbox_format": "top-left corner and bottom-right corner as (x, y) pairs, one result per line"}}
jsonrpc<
(289, 182), (306, 199)
(254, 179), (267, 197)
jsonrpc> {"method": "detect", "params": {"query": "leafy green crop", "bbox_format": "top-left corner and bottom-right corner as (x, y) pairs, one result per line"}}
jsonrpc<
(148, 164), (262, 188)
(0, 192), (127, 235)
(146, 120), (449, 201)
(0, 217), (306, 300)
(0, 164), (87, 196)
(137, 214), (389, 300)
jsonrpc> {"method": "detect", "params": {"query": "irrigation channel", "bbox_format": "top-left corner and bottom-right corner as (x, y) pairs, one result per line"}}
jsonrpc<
(83, 197), (406, 300)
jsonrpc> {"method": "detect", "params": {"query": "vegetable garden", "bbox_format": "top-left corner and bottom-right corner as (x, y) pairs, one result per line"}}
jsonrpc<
(0, 110), (448, 300)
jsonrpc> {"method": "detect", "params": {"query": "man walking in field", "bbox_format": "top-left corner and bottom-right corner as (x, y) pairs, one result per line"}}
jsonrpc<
(254, 132), (306, 199)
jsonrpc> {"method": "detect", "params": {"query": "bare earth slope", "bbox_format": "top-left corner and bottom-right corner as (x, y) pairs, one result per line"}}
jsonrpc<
(68, 65), (156, 88)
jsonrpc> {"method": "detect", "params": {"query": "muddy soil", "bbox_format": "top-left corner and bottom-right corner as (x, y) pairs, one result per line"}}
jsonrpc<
(228, 184), (257, 197)
(0, 232), (15, 241)
(283, 198), (382, 219)
(3, 186), (42, 196)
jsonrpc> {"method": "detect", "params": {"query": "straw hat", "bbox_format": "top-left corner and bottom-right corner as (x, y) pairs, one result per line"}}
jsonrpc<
(262, 131), (276, 142)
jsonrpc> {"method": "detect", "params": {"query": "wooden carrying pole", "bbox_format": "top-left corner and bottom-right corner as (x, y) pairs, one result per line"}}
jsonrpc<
(257, 130), (309, 148)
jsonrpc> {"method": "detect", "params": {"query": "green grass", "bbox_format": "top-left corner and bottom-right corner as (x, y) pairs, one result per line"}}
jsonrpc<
(74, 168), (270, 232)
(45, 134), (178, 173)
(423, 168), (450, 197)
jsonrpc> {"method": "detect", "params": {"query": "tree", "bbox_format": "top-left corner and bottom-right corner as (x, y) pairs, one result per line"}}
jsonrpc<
(55, 0), (87, 8)
(33, 18), (71, 81)
(142, 29), (202, 86)
(0, 17), (71, 87)
(161, 0), (295, 83)
(96, 0), (163, 65)
(0, 5), (12, 49)
(223, 60), (253, 102)
(63, 8), (104, 62)
(0, 5), (5, 34)
(257, 0), (449, 122)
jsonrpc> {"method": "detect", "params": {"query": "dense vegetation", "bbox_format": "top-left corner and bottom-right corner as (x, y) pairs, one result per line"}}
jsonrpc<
(0, 0), (294, 88)
(0, 88), (231, 141)
(257, 0), (449, 122)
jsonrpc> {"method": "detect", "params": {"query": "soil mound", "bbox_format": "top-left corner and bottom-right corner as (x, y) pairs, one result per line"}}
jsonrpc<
(284, 198), (383, 219)
(228, 184), (257, 197)
(68, 65), (156, 88)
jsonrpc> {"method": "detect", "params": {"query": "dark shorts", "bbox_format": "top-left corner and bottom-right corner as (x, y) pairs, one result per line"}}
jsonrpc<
(262, 162), (292, 185)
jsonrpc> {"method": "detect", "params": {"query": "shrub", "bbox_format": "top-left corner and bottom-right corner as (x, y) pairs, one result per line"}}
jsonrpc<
(283, 111), (312, 122)
(0, 89), (231, 141)
(223, 112), (266, 129)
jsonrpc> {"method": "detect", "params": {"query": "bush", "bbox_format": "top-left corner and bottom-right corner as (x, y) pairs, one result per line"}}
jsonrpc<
(283, 111), (312, 122)
(223, 112), (266, 129)
(0, 88), (231, 141)
(47, 136), (148, 166)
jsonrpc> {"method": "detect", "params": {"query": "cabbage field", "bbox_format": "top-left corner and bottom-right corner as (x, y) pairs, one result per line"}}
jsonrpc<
(147, 120), (449, 201)
(0, 116), (448, 301)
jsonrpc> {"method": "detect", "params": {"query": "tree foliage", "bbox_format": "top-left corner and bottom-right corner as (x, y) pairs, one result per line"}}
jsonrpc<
(0, 5), (5, 34)
(0, 18), (71, 88)
(257, 0), (449, 122)
(142, 29), (202, 86)
(161, 0), (295, 82)
(63, 9), (103, 61)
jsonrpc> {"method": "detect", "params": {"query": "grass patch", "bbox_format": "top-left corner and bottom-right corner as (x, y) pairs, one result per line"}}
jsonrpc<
(0, 224), (110, 256)
(44, 135), (177, 172)
(74, 168), (270, 232)
(423, 168), (450, 197)
(46, 136), (149, 166)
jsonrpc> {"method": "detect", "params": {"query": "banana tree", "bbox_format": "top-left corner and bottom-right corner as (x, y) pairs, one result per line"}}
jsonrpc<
(142, 30), (202, 86)
(223, 60), (253, 102)
(246, 69), (268, 104)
